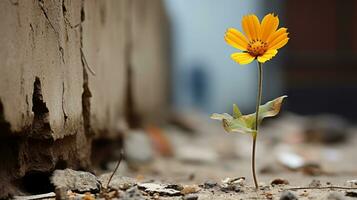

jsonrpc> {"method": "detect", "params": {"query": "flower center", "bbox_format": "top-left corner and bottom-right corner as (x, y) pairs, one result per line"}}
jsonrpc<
(247, 40), (268, 57)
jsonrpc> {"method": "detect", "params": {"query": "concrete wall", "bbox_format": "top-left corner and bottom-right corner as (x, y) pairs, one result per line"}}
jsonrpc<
(0, 0), (168, 196)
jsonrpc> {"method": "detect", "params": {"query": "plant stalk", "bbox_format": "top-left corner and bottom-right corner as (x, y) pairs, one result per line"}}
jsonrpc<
(252, 61), (263, 189)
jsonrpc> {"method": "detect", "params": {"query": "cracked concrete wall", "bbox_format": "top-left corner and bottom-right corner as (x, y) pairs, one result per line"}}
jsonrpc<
(0, 0), (169, 196)
(131, 0), (170, 124)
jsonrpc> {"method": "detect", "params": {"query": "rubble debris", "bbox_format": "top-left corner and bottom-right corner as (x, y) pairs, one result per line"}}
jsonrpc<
(121, 186), (146, 200)
(264, 192), (274, 199)
(183, 194), (199, 200)
(220, 177), (245, 193)
(13, 192), (56, 200)
(221, 177), (245, 186)
(220, 184), (241, 193)
(137, 182), (181, 196)
(279, 190), (298, 200)
(345, 191), (357, 197)
(100, 190), (119, 200)
(99, 174), (136, 190)
(271, 178), (289, 186)
(51, 169), (100, 193)
(327, 192), (345, 200)
(176, 145), (218, 164)
(347, 180), (357, 187)
(299, 163), (325, 176)
(308, 179), (321, 188)
(277, 151), (305, 169)
(125, 130), (154, 168)
(304, 114), (348, 144)
(181, 185), (200, 195)
(200, 180), (218, 189)
(166, 183), (184, 191)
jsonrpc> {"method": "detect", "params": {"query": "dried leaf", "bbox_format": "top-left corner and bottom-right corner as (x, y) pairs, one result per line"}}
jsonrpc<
(211, 96), (287, 136)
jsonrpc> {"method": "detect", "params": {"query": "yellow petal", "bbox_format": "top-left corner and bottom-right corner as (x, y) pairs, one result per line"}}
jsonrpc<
(260, 13), (279, 42)
(269, 37), (289, 50)
(231, 52), (255, 65)
(224, 28), (248, 50)
(267, 28), (287, 44)
(257, 49), (278, 63)
(242, 14), (260, 41)
(268, 31), (289, 50)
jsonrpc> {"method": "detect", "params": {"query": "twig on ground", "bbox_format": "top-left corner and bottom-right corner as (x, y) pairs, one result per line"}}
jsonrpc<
(287, 186), (357, 191)
(106, 150), (124, 189)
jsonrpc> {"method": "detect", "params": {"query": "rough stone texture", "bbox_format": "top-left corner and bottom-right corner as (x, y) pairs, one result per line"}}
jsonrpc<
(82, 0), (127, 137)
(0, 0), (169, 197)
(51, 169), (100, 193)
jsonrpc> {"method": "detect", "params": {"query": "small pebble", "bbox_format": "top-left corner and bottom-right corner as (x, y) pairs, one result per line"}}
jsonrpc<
(181, 185), (200, 195)
(308, 179), (321, 188)
(271, 178), (289, 186)
(220, 185), (241, 193)
(183, 194), (199, 200)
(346, 191), (357, 197)
(280, 190), (298, 200)
(202, 180), (217, 189)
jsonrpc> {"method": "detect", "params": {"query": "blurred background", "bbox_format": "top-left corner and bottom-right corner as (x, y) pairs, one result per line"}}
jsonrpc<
(165, 0), (357, 120)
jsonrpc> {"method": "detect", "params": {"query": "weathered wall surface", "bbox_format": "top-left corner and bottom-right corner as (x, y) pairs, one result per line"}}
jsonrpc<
(0, 0), (169, 196)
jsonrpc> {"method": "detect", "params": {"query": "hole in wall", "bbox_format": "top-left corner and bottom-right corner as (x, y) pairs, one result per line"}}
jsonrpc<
(21, 171), (54, 194)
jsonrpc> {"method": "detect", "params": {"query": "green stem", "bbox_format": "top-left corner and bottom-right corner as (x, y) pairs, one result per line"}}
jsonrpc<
(252, 61), (263, 189)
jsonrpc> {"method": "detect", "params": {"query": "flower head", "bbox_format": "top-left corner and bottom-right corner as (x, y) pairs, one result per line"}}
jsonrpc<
(225, 13), (289, 64)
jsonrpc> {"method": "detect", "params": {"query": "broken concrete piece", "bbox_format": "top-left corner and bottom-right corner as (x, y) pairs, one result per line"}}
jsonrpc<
(51, 169), (100, 193)
(137, 182), (181, 196)
(279, 190), (298, 200)
(99, 173), (137, 190)
(221, 177), (245, 186)
(124, 130), (154, 168)
(121, 186), (146, 200)
(220, 177), (245, 193)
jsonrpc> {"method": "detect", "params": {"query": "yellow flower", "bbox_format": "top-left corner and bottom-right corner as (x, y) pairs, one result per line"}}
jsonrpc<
(224, 13), (289, 64)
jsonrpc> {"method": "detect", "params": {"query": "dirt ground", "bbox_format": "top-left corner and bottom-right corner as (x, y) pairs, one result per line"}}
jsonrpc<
(14, 113), (357, 199)
(97, 113), (357, 200)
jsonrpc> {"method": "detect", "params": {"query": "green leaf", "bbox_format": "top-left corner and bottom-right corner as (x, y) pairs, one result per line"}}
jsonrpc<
(210, 95), (287, 136)
(232, 104), (242, 119)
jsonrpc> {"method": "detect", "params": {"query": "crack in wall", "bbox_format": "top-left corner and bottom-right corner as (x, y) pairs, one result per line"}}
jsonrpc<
(31, 77), (52, 139)
(37, 0), (65, 64)
(62, 0), (82, 29)
(61, 82), (68, 127)
(79, 0), (92, 136)
(38, 0), (57, 35)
